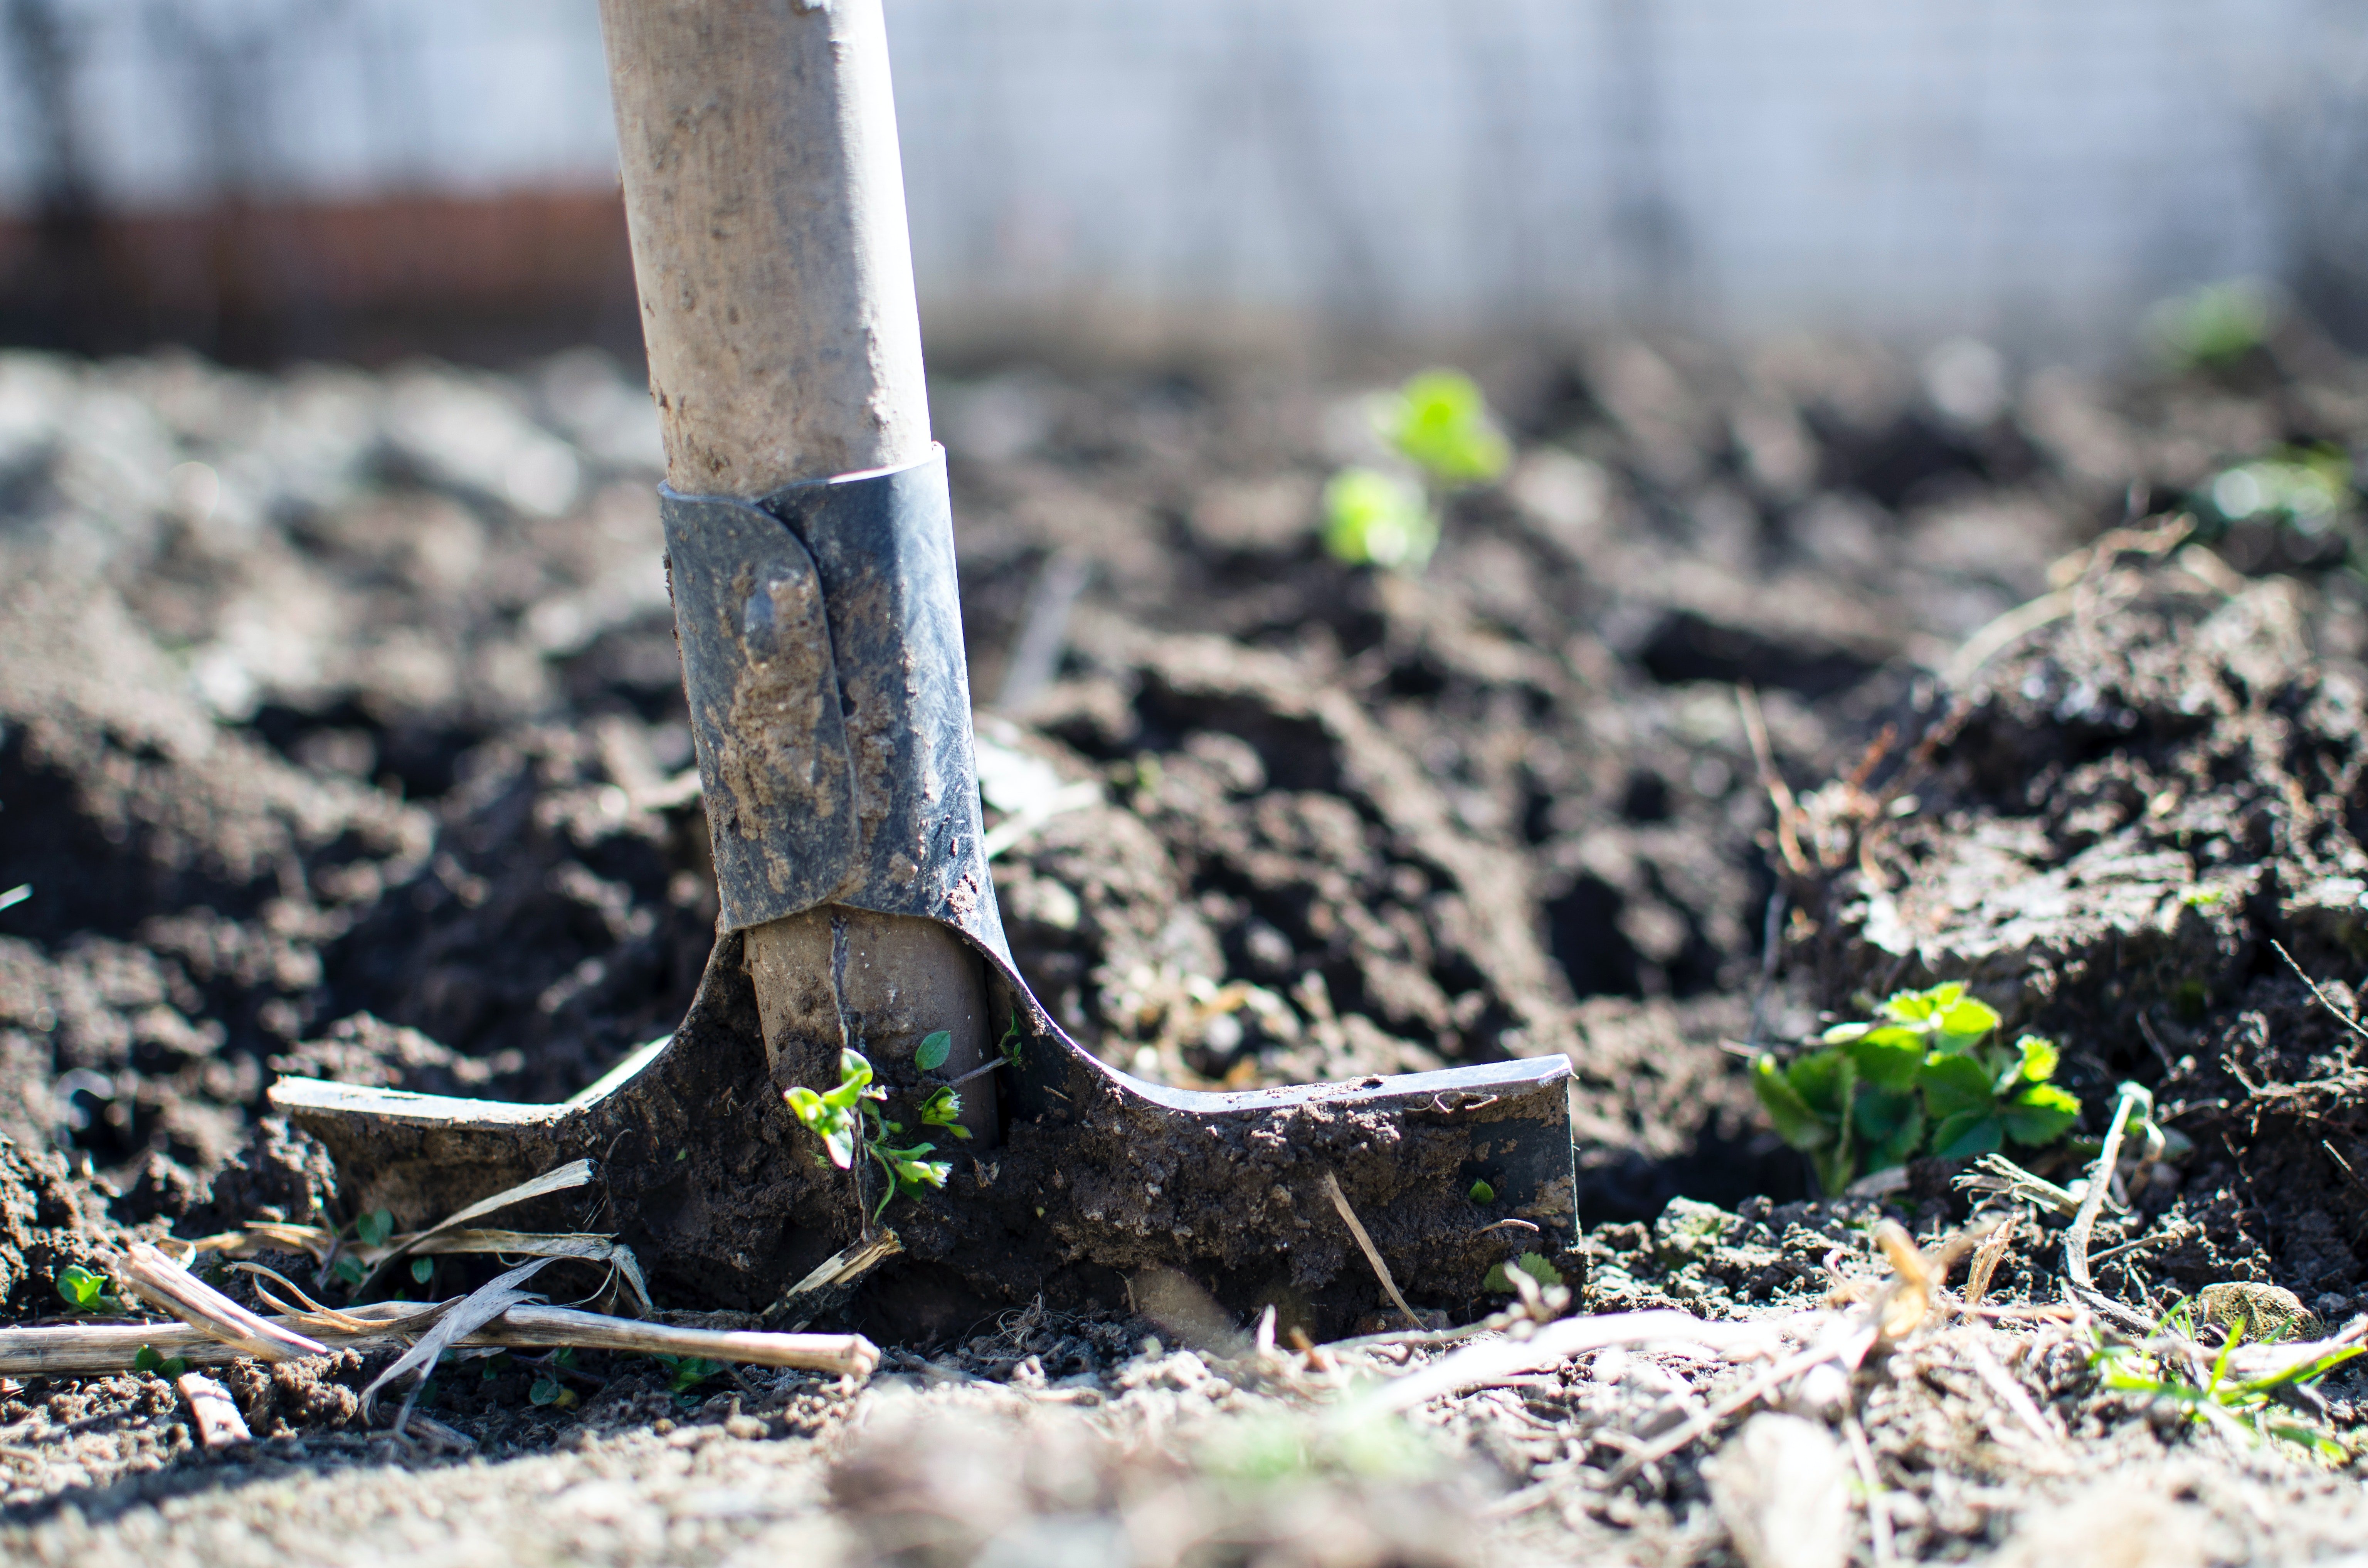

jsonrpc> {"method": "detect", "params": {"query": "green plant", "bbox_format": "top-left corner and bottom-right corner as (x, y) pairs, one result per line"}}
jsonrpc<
(331, 1207), (398, 1287)
(784, 1047), (954, 1221)
(1381, 370), (1511, 486)
(2202, 444), (2354, 540)
(913, 1030), (953, 1072)
(1483, 1253), (1564, 1294)
(54, 1263), (123, 1313)
(1752, 981), (2082, 1195)
(656, 1354), (724, 1396)
(1323, 370), (1511, 572)
(1324, 467), (1436, 570)
(528, 1368), (579, 1408)
(133, 1344), (187, 1379)
(2093, 1300), (2362, 1460)
(998, 1011), (1025, 1070)
(2147, 279), (2276, 369)
(1467, 1179), (1496, 1205)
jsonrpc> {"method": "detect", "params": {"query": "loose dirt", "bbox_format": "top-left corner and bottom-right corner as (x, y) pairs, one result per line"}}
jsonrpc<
(5, 329), (2368, 1562)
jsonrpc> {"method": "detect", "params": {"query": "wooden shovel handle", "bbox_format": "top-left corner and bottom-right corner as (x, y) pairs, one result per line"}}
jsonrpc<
(598, 0), (930, 495)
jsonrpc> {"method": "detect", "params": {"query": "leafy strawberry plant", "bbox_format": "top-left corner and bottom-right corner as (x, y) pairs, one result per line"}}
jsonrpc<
(1752, 981), (2081, 1195)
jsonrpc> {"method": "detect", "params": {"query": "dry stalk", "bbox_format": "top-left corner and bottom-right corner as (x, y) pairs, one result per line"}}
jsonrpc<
(175, 1373), (250, 1450)
(1840, 1409), (1894, 1568)
(0, 1297), (879, 1378)
(1320, 1171), (1423, 1331)
(481, 1305), (881, 1375)
(1962, 1212), (2016, 1312)
(2063, 1082), (2149, 1295)
(118, 1242), (329, 1362)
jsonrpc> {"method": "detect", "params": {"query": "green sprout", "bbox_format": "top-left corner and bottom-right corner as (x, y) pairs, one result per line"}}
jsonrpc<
(1323, 369), (1511, 572)
(2093, 1299), (2362, 1460)
(918, 1085), (972, 1141)
(913, 1030), (953, 1072)
(133, 1344), (188, 1379)
(2146, 279), (2276, 369)
(656, 1354), (725, 1396)
(784, 1047), (954, 1221)
(1483, 1253), (1564, 1294)
(528, 1370), (577, 1408)
(784, 1048), (877, 1170)
(1752, 981), (2082, 1195)
(997, 1012), (1026, 1071)
(356, 1209), (395, 1249)
(54, 1263), (121, 1313)
(1324, 468), (1436, 570)
(2202, 444), (2354, 540)
(1467, 1179), (1496, 1205)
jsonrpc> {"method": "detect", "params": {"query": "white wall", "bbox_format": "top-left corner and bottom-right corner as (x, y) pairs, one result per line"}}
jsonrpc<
(0, 0), (2358, 350)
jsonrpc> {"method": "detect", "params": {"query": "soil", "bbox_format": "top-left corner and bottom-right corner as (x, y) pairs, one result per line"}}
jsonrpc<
(6, 325), (2368, 1561)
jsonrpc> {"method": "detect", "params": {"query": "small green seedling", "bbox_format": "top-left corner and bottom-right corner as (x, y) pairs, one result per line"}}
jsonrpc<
(2202, 443), (2354, 542)
(410, 1258), (435, 1285)
(914, 1030), (954, 1072)
(2093, 1299), (2362, 1459)
(2146, 279), (2276, 369)
(133, 1344), (188, 1379)
(1752, 981), (2082, 1195)
(528, 1371), (577, 1408)
(1323, 369), (1512, 572)
(918, 1085), (971, 1140)
(657, 1354), (724, 1397)
(1467, 1179), (1496, 1205)
(784, 1047), (954, 1221)
(997, 1012), (1026, 1071)
(55, 1263), (121, 1313)
(1382, 370), (1512, 486)
(784, 1048), (877, 1170)
(1483, 1253), (1564, 1293)
(356, 1208), (395, 1249)
(1324, 468), (1436, 570)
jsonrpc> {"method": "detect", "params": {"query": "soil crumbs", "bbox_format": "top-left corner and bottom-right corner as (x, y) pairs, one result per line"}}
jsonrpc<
(6, 331), (2368, 1563)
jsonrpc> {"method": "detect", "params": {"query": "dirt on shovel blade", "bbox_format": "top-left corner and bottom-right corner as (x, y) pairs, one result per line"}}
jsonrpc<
(4, 335), (2368, 1561)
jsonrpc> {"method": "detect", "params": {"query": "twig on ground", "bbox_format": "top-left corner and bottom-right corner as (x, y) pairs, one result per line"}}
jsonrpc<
(994, 547), (1092, 713)
(1840, 1410), (1894, 1568)
(2084, 1222), (2197, 1268)
(1350, 1309), (1806, 1420)
(118, 1242), (328, 1362)
(360, 1159), (598, 1295)
(1962, 1211), (2016, 1312)
(1955, 1332), (2063, 1452)
(1737, 686), (1809, 877)
(0, 1294), (881, 1381)
(769, 1230), (903, 1326)
(2064, 1082), (2150, 1294)
(480, 1305), (881, 1376)
(362, 1259), (555, 1433)
(2270, 938), (2368, 1049)
(175, 1373), (250, 1450)
(1605, 1323), (1881, 1488)
(1321, 1171), (1423, 1331)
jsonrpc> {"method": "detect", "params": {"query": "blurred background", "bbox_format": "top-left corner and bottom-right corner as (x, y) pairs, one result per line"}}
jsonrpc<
(2, 0), (2365, 365)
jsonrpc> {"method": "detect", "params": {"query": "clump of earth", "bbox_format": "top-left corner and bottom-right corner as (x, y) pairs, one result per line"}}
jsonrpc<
(5, 324), (2368, 1562)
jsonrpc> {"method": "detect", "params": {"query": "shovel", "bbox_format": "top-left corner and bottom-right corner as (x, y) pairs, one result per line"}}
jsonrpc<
(270, 0), (1577, 1338)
